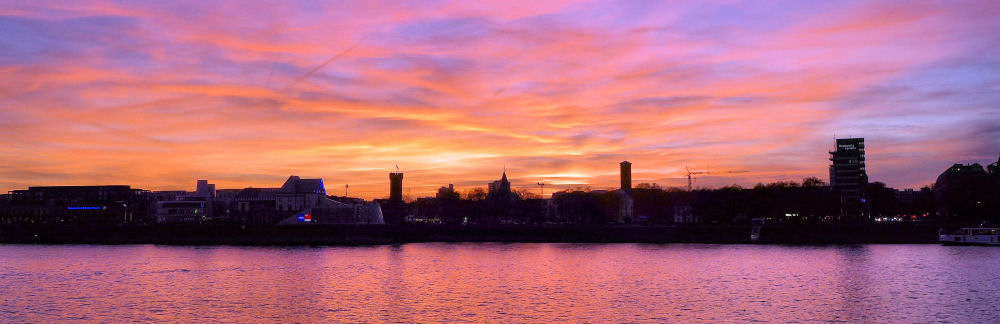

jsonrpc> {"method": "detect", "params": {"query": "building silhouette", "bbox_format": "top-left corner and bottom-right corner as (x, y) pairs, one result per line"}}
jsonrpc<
(989, 153), (1000, 175)
(436, 184), (457, 199)
(155, 180), (216, 223)
(486, 171), (521, 224)
(379, 171), (407, 224)
(271, 175), (382, 225)
(195, 180), (215, 198)
(149, 176), (383, 225)
(488, 171), (512, 196)
(546, 162), (635, 224)
(829, 138), (869, 219)
(231, 187), (281, 224)
(934, 163), (989, 220)
(276, 176), (326, 211)
(389, 172), (403, 203)
(2, 185), (149, 225)
(616, 161), (635, 223)
(620, 161), (632, 191)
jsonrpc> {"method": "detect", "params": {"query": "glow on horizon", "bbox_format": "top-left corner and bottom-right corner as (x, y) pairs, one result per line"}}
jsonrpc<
(1, 0), (999, 199)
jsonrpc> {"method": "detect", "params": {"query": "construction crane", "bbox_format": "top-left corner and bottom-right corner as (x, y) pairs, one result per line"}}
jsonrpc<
(685, 167), (750, 191)
(685, 166), (710, 191)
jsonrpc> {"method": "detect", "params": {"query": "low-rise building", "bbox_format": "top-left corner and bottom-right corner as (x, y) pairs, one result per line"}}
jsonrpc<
(1, 185), (150, 225)
(155, 180), (217, 223)
(673, 205), (700, 223)
(272, 175), (384, 225)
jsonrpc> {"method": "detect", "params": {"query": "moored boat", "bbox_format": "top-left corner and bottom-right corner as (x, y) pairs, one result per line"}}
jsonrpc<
(939, 227), (1000, 245)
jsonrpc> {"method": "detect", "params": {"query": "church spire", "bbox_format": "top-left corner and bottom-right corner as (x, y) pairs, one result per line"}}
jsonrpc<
(499, 169), (510, 193)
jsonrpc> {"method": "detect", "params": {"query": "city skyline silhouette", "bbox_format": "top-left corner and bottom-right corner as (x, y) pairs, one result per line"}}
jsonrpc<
(3, 2), (1000, 322)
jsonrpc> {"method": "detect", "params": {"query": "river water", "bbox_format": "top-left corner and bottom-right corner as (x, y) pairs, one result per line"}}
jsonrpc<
(1, 243), (998, 323)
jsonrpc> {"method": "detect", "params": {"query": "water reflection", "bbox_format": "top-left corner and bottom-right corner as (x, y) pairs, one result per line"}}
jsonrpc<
(833, 245), (872, 322)
(2, 244), (1000, 322)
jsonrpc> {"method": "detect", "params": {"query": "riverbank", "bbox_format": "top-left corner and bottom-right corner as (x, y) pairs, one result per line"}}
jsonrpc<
(0, 222), (948, 245)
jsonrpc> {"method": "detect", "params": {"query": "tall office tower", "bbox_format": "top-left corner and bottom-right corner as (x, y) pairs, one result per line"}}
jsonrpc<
(389, 172), (403, 202)
(829, 138), (869, 219)
(620, 161), (632, 191)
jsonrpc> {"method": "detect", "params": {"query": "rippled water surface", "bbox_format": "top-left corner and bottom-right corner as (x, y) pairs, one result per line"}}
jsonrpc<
(2, 243), (1000, 322)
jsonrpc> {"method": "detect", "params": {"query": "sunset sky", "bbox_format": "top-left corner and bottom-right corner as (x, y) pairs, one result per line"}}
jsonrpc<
(1, 0), (999, 199)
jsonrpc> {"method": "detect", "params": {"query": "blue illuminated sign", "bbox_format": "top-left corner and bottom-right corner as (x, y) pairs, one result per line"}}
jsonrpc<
(67, 206), (102, 210)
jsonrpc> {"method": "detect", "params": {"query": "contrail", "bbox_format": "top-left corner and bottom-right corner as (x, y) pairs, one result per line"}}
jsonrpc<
(88, 122), (172, 144)
(282, 37), (365, 91)
(490, 82), (508, 100)
(265, 54), (281, 89)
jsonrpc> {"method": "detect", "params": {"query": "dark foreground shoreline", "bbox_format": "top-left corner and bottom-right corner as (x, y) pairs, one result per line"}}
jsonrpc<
(0, 222), (948, 245)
